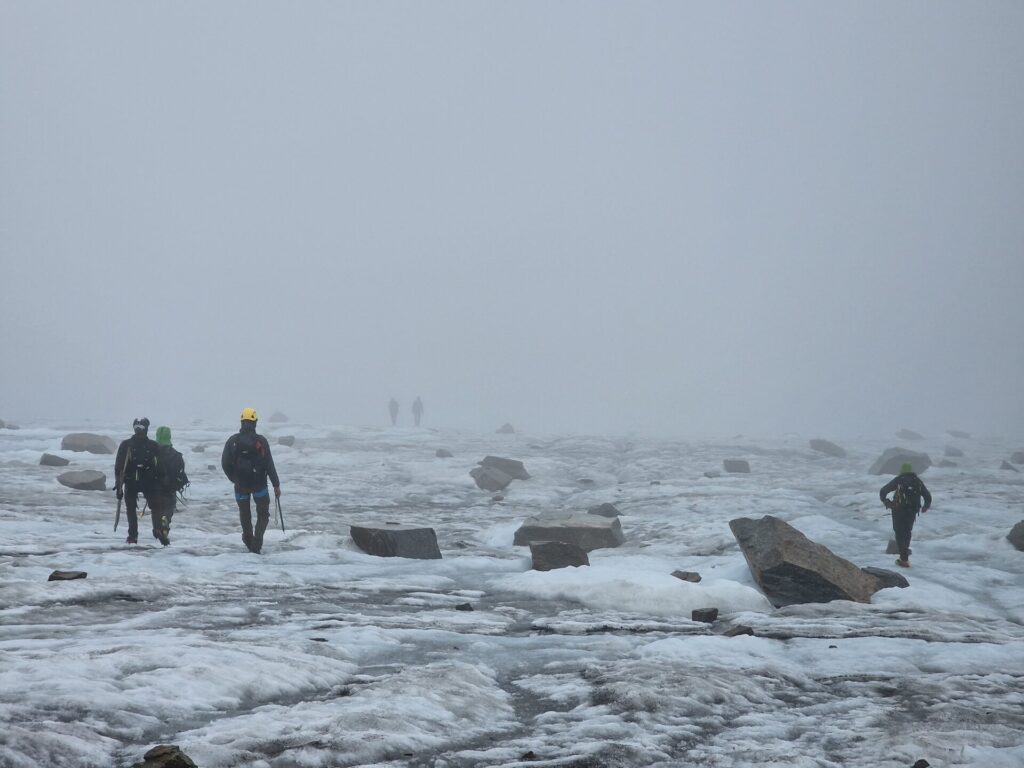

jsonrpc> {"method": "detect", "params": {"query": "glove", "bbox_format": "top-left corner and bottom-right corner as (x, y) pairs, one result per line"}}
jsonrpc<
(274, 485), (282, 498)
(921, 506), (929, 514)
(883, 499), (891, 509)
(116, 488), (123, 500)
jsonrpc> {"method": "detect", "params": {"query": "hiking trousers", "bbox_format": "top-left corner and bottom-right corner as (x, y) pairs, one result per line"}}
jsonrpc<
(236, 485), (270, 553)
(156, 493), (176, 538)
(891, 507), (917, 561)
(124, 485), (158, 541)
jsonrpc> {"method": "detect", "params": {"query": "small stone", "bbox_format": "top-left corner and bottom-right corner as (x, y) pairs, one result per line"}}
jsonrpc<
(491, 494), (504, 502)
(723, 625), (754, 637)
(277, 435), (295, 447)
(692, 607), (718, 623)
(435, 448), (453, 458)
(455, 603), (474, 611)
(723, 459), (750, 473)
(911, 760), (930, 768)
(671, 570), (702, 583)
(48, 570), (87, 581)
(310, 637), (328, 642)
(40, 453), (70, 467)
(191, 445), (206, 453)
(133, 744), (198, 768)
(649, 480), (661, 485)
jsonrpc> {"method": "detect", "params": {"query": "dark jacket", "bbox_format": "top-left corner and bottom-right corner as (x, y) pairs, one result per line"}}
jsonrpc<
(222, 423), (280, 491)
(115, 434), (161, 489)
(880, 472), (932, 512)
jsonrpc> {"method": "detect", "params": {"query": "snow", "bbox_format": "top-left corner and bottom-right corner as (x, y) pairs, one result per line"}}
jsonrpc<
(1, 423), (1022, 767)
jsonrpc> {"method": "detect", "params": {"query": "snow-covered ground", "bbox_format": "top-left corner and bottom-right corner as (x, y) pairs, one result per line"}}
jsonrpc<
(1, 422), (1022, 767)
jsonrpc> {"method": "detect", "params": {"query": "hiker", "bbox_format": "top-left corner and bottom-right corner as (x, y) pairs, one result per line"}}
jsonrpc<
(221, 408), (281, 554)
(153, 426), (189, 546)
(880, 462), (932, 567)
(388, 397), (399, 426)
(114, 418), (161, 545)
(412, 396), (424, 427)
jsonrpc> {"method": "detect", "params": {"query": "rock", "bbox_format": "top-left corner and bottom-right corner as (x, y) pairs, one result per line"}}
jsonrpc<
(577, 478), (596, 487)
(703, 471), (720, 478)
(479, 456), (530, 480)
(649, 480), (661, 485)
(587, 503), (621, 518)
(470, 465), (513, 492)
(61, 433), (117, 454)
(885, 539), (910, 556)
(435, 448), (453, 458)
(1008, 521), (1024, 551)
(869, 448), (931, 475)
(1000, 460), (1019, 472)
(729, 515), (879, 607)
(1011, 451), (1024, 464)
(40, 453), (70, 467)
(277, 435), (295, 447)
(514, 514), (625, 552)
(809, 439), (846, 458)
(3, 422), (19, 430)
(671, 570), (702, 583)
(56, 470), (107, 491)
(530, 540), (590, 571)
(861, 566), (909, 590)
(131, 744), (199, 768)
(691, 607), (718, 623)
(911, 760), (930, 768)
(944, 445), (963, 457)
(48, 570), (87, 581)
(896, 428), (924, 441)
(268, 411), (289, 423)
(722, 625), (754, 637)
(723, 459), (750, 473)
(947, 430), (971, 439)
(491, 494), (504, 502)
(937, 459), (957, 468)
(192, 445), (206, 453)
(455, 602), (474, 611)
(496, 422), (515, 434)
(207, 464), (216, 470)
(350, 523), (442, 559)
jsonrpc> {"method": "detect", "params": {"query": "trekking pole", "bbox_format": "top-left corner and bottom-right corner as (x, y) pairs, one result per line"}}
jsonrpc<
(114, 450), (130, 531)
(276, 496), (285, 533)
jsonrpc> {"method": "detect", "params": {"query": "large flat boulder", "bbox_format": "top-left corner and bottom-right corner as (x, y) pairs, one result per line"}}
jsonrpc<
(40, 453), (70, 467)
(729, 515), (879, 607)
(869, 448), (931, 475)
(479, 456), (530, 480)
(350, 523), (442, 559)
(809, 439), (846, 458)
(57, 470), (107, 491)
(61, 433), (117, 454)
(530, 540), (589, 571)
(1008, 521), (1024, 551)
(470, 465), (513, 491)
(514, 514), (625, 552)
(723, 459), (750, 473)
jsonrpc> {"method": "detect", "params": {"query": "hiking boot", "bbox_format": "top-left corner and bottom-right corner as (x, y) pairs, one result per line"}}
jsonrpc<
(126, 536), (138, 544)
(158, 533), (170, 546)
(895, 558), (911, 568)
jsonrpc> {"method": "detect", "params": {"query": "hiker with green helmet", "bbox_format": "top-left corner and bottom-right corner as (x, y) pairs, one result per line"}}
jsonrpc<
(880, 462), (932, 568)
(154, 426), (189, 546)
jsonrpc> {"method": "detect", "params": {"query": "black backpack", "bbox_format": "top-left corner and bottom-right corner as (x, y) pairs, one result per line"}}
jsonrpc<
(893, 475), (922, 511)
(233, 431), (268, 490)
(127, 439), (159, 486)
(160, 447), (189, 493)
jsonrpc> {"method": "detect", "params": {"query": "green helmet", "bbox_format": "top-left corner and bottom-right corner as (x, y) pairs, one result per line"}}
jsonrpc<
(155, 426), (172, 446)
(900, 462), (913, 474)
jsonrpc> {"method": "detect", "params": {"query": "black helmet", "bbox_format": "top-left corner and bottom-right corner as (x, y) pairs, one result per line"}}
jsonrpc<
(133, 417), (150, 433)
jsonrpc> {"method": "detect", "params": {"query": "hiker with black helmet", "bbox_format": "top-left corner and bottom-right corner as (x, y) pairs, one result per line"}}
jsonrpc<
(153, 426), (189, 546)
(114, 418), (161, 545)
(880, 462), (932, 568)
(221, 408), (281, 554)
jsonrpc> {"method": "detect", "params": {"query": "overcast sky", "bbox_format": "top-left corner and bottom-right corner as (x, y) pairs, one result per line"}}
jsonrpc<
(2, 2), (1022, 438)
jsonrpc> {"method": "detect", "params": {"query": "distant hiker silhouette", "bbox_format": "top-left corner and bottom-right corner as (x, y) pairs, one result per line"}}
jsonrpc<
(880, 462), (931, 568)
(388, 398), (399, 426)
(412, 396), (423, 427)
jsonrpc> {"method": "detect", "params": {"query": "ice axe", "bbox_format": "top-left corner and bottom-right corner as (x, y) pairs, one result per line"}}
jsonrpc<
(276, 496), (285, 533)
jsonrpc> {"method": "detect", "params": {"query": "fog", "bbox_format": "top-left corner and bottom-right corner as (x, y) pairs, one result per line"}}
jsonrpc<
(2, 2), (1022, 438)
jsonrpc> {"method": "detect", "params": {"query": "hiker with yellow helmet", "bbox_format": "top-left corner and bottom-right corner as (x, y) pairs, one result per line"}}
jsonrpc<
(221, 408), (281, 553)
(880, 462), (932, 568)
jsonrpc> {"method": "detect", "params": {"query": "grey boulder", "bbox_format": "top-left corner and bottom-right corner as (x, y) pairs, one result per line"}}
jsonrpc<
(61, 433), (117, 454)
(1000, 461), (1019, 472)
(672, 570), (702, 583)
(729, 515), (879, 607)
(470, 465), (513, 492)
(40, 453), (70, 467)
(861, 566), (909, 590)
(350, 523), (442, 559)
(131, 744), (199, 768)
(937, 459), (957, 468)
(57, 470), (107, 491)
(1011, 451), (1024, 464)
(692, 607), (719, 623)
(277, 435), (295, 447)
(435, 448), (453, 458)
(869, 448), (931, 475)
(496, 422), (515, 434)
(723, 459), (750, 473)
(479, 456), (530, 480)
(809, 439), (846, 458)
(530, 540), (589, 571)
(587, 503), (621, 518)
(514, 514), (625, 552)
(896, 428), (924, 441)
(268, 411), (289, 423)
(1008, 521), (1024, 551)
(947, 429), (971, 439)
(48, 570), (87, 581)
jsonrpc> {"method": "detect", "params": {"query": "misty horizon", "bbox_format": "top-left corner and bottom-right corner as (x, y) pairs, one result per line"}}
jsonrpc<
(3, 3), (1022, 440)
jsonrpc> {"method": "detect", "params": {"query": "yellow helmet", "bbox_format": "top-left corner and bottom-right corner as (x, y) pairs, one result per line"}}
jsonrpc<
(240, 407), (258, 422)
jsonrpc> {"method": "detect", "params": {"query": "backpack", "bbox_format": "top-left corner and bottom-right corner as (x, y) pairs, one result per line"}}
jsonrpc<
(893, 475), (922, 512)
(127, 439), (159, 486)
(159, 447), (189, 493)
(233, 431), (268, 490)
